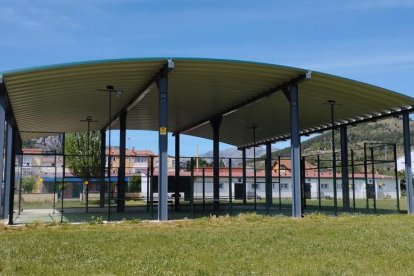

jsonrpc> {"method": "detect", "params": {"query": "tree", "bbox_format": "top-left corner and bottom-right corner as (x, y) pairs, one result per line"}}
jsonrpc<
(398, 170), (414, 197)
(128, 175), (141, 192)
(185, 158), (212, 170)
(185, 158), (226, 170)
(65, 131), (101, 178)
(22, 177), (35, 193)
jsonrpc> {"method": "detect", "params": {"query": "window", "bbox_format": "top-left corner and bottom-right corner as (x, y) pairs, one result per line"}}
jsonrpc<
(321, 184), (329, 190)
(134, 157), (146, 163)
(280, 183), (288, 190)
(172, 160), (175, 167)
(219, 183), (224, 189)
(251, 183), (260, 189)
(336, 184), (342, 189)
(22, 167), (32, 177)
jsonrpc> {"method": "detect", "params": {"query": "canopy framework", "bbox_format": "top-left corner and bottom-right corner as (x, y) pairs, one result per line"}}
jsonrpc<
(1, 57), (414, 221)
(4, 58), (413, 145)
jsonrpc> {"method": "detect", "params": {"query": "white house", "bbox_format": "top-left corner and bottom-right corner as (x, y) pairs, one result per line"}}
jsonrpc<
(141, 166), (400, 201)
(396, 151), (414, 172)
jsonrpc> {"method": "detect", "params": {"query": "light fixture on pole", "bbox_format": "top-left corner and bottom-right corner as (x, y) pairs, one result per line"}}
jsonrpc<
(79, 115), (98, 214)
(98, 85), (123, 221)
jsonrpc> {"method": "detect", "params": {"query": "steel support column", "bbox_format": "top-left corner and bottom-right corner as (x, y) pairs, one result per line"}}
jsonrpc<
(99, 130), (106, 208)
(157, 74), (169, 221)
(4, 118), (16, 224)
(403, 112), (414, 214)
(252, 125), (257, 210)
(117, 110), (127, 212)
(210, 116), (222, 211)
(242, 147), (247, 204)
(17, 154), (23, 215)
(330, 103), (338, 216)
(61, 133), (66, 223)
(285, 84), (302, 218)
(116, 110), (127, 212)
(174, 132), (180, 210)
(340, 125), (350, 210)
(0, 95), (6, 219)
(265, 142), (272, 212)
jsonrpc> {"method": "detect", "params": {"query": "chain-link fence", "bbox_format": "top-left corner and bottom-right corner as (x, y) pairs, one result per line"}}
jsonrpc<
(14, 143), (403, 223)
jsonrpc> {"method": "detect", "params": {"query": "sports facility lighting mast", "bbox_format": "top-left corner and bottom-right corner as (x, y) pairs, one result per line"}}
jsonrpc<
(79, 116), (98, 214)
(98, 85), (122, 221)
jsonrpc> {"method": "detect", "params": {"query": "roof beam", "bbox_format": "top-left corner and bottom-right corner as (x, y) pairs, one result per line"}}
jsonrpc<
(176, 71), (312, 134)
(238, 105), (414, 149)
(102, 59), (174, 130)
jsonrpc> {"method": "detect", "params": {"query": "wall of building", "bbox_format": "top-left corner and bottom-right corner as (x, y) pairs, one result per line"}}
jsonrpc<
(141, 175), (400, 200)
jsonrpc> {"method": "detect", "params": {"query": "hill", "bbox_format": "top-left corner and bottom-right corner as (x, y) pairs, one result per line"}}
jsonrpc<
(202, 145), (278, 159)
(22, 135), (63, 153)
(202, 145), (278, 166)
(267, 117), (413, 159)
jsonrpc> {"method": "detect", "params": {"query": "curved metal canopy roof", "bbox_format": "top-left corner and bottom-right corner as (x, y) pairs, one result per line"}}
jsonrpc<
(2, 57), (414, 147)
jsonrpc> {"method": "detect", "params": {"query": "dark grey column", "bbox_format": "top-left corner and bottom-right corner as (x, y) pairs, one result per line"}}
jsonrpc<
(61, 133), (66, 223)
(242, 147), (247, 204)
(157, 74), (169, 221)
(340, 125), (350, 210)
(0, 95), (6, 219)
(4, 118), (16, 224)
(99, 129), (106, 208)
(15, 134), (22, 215)
(288, 84), (302, 218)
(330, 103), (338, 216)
(403, 112), (413, 214)
(265, 142), (273, 211)
(174, 132), (180, 210)
(117, 110), (127, 212)
(210, 116), (222, 211)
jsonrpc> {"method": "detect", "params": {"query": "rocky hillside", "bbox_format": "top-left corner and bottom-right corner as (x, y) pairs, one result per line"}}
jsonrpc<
(268, 117), (413, 159)
(23, 134), (63, 152)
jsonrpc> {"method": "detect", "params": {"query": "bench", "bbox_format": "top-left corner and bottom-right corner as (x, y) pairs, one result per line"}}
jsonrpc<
(150, 199), (174, 209)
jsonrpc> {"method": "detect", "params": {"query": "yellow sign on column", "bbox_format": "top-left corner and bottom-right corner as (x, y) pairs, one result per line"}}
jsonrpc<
(160, 127), (167, 135)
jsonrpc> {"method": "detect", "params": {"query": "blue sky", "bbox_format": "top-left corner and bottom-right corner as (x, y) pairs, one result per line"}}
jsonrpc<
(1, 0), (414, 155)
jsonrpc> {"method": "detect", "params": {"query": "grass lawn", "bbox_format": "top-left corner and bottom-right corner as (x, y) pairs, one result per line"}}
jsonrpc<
(1, 214), (414, 275)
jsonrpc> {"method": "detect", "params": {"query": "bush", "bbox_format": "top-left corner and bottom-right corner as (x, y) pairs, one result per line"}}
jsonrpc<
(22, 177), (35, 193)
(128, 175), (141, 192)
(89, 216), (104, 224)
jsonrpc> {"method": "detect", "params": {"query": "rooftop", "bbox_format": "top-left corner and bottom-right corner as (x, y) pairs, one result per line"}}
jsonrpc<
(3, 58), (413, 147)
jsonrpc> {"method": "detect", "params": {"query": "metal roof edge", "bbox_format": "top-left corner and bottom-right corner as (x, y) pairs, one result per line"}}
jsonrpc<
(1, 57), (309, 77)
(1, 57), (170, 76)
(310, 70), (411, 99)
(2, 56), (411, 101)
(171, 57), (309, 72)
